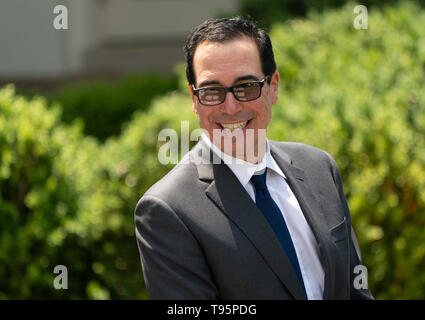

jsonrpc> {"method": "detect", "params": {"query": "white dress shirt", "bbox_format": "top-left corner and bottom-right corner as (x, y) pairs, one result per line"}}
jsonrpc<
(201, 133), (325, 300)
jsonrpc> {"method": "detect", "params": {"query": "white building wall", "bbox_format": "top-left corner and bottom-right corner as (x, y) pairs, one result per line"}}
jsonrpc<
(0, 0), (238, 80)
(0, 0), (66, 79)
(96, 0), (238, 42)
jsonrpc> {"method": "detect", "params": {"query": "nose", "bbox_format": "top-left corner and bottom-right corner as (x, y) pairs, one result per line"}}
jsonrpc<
(220, 91), (243, 115)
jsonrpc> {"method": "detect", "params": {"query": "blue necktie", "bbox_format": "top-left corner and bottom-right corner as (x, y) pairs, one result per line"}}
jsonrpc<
(251, 168), (307, 296)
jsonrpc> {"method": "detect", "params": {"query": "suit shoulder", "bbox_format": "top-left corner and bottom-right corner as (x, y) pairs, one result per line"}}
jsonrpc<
(135, 155), (200, 209)
(272, 141), (333, 161)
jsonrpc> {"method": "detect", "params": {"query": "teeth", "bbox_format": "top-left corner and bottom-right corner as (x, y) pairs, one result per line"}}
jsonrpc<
(220, 121), (248, 131)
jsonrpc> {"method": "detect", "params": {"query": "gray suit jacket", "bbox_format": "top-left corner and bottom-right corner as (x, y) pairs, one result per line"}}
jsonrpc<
(135, 141), (373, 299)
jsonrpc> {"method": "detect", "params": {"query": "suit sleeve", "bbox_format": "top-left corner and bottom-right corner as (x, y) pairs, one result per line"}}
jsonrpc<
(134, 194), (219, 299)
(325, 152), (374, 300)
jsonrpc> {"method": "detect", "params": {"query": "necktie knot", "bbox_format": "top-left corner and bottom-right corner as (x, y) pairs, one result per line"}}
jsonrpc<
(251, 170), (268, 194)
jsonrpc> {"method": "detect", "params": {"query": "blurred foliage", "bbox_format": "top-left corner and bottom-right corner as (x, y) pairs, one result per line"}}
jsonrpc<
(49, 73), (178, 141)
(101, 91), (198, 225)
(230, 0), (424, 30)
(1, 1), (424, 299)
(267, 2), (425, 299)
(0, 85), (146, 299)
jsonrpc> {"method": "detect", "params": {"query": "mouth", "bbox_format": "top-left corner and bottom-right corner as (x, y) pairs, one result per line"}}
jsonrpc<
(217, 119), (251, 132)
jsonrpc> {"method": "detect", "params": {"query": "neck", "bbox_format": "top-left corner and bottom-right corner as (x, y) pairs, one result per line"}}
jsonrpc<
(201, 131), (267, 164)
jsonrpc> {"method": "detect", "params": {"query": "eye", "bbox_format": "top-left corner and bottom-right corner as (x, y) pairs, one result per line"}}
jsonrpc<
(234, 82), (260, 98)
(240, 82), (258, 88)
(200, 88), (223, 101)
(233, 86), (246, 97)
(204, 88), (221, 94)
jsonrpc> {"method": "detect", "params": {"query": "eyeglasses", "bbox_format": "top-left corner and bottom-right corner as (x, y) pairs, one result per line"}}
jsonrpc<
(192, 75), (270, 106)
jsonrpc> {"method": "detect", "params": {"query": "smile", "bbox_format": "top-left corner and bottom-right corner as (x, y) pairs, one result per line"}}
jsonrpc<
(218, 120), (249, 132)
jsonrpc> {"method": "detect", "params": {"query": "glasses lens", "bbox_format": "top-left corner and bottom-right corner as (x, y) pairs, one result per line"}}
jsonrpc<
(234, 82), (261, 101)
(196, 79), (264, 106)
(199, 87), (225, 105)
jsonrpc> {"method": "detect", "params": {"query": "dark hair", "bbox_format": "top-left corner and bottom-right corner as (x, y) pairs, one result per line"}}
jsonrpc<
(184, 17), (277, 86)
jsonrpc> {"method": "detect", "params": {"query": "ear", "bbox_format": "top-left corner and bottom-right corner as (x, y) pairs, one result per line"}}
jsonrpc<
(270, 71), (279, 105)
(189, 84), (198, 114)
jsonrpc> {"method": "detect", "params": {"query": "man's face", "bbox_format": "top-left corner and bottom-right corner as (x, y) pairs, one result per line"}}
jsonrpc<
(190, 37), (279, 163)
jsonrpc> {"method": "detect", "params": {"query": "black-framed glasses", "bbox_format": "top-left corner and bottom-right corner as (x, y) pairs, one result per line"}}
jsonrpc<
(192, 75), (270, 106)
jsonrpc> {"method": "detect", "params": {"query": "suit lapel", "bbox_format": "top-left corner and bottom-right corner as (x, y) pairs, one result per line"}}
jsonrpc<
(194, 141), (338, 299)
(269, 142), (335, 299)
(194, 143), (306, 300)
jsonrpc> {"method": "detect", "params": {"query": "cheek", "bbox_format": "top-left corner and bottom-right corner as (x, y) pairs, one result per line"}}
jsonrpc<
(260, 93), (273, 121)
(255, 104), (272, 129)
(252, 100), (271, 120)
(197, 108), (215, 127)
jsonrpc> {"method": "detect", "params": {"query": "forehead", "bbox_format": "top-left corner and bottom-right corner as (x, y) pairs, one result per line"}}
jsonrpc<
(193, 37), (263, 85)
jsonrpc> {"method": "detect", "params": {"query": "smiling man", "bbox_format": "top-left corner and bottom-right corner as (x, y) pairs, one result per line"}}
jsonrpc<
(135, 17), (373, 300)
(190, 35), (276, 163)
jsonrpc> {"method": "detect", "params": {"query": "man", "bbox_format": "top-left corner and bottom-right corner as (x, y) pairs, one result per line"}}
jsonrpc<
(135, 17), (373, 300)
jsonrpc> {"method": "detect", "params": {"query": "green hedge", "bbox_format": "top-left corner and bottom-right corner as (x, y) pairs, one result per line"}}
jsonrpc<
(231, 0), (423, 29)
(1, 1), (424, 299)
(114, 2), (425, 299)
(267, 2), (425, 299)
(0, 85), (145, 299)
(49, 73), (178, 141)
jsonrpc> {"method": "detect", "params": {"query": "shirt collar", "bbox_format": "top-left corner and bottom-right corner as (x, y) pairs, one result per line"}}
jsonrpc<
(200, 132), (286, 187)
